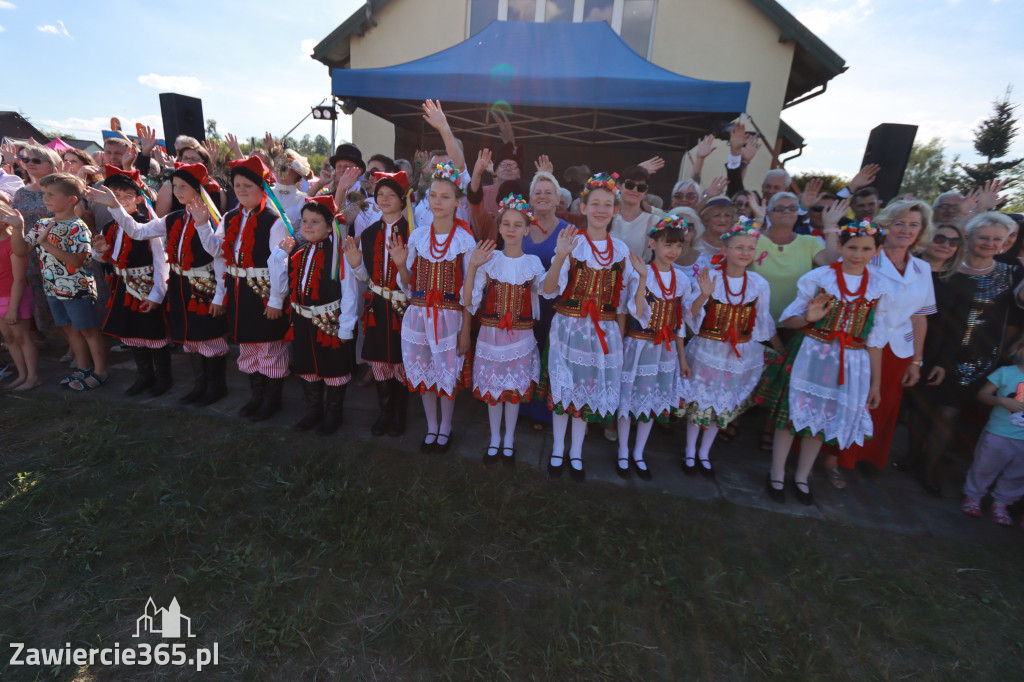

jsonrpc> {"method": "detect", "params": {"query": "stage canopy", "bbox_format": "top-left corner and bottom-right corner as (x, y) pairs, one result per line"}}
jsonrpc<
(330, 21), (750, 152)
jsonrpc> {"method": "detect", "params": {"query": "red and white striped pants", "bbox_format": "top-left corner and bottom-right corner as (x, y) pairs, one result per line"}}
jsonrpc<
(183, 337), (229, 358)
(237, 341), (290, 378)
(370, 362), (405, 382)
(298, 373), (351, 387)
(120, 336), (170, 350)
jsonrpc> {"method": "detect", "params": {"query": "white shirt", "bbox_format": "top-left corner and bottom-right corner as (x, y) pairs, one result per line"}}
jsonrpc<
(609, 211), (659, 262)
(867, 250), (936, 358)
(0, 169), (24, 202)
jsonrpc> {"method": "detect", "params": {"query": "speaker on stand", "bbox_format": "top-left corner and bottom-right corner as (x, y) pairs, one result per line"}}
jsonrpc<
(860, 123), (918, 204)
(159, 93), (206, 151)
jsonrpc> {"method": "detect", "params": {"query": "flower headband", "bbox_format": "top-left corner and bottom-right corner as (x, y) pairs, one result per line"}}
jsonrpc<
(721, 216), (761, 241)
(840, 219), (885, 238)
(431, 161), (466, 189)
(648, 214), (691, 238)
(580, 172), (620, 200)
(497, 193), (534, 223)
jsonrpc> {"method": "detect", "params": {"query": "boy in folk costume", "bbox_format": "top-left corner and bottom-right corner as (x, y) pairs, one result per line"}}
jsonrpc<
(390, 161), (476, 453)
(346, 170), (413, 438)
(270, 196), (358, 435)
(680, 217), (782, 477)
(615, 215), (695, 480)
(542, 173), (648, 482)
(200, 155), (292, 421)
(91, 166), (172, 396)
(464, 193), (546, 464)
(89, 163), (231, 406)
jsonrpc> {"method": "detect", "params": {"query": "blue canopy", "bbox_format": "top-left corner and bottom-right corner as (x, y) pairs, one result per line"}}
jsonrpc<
(330, 20), (749, 151)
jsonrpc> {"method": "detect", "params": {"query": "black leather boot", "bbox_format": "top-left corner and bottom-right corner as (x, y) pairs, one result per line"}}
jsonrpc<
(371, 379), (393, 436)
(125, 347), (154, 396)
(196, 355), (228, 406)
(293, 381), (324, 431)
(250, 376), (284, 422)
(149, 346), (174, 397)
(238, 372), (266, 417)
(388, 379), (409, 437)
(316, 384), (347, 436)
(178, 352), (207, 403)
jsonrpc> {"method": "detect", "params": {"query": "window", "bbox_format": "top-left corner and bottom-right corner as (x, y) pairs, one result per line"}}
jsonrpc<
(469, 0), (657, 57)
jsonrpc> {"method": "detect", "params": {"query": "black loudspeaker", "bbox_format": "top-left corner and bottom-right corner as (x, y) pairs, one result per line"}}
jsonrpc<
(159, 93), (205, 149)
(860, 123), (917, 203)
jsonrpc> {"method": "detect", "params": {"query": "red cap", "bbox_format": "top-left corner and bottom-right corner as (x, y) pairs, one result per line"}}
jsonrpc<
(372, 170), (409, 193)
(172, 162), (210, 186)
(103, 164), (142, 188)
(305, 195), (338, 215)
(228, 155), (275, 186)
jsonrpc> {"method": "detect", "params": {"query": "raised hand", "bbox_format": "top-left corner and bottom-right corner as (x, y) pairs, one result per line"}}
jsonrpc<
(473, 148), (493, 177)
(388, 233), (408, 266)
(705, 176), (727, 199)
(469, 239), (496, 268)
(334, 166), (363, 201)
(959, 187), (981, 218)
(695, 134), (717, 159)
(805, 291), (834, 323)
(278, 236), (296, 254)
(0, 204), (24, 231)
(201, 138), (220, 161)
(748, 193), (765, 222)
(153, 146), (175, 169)
(978, 178), (1006, 212)
(421, 100), (450, 133)
(84, 186), (119, 208)
(696, 266), (714, 297)
(800, 177), (824, 209)
(343, 235), (362, 268)
(638, 156), (666, 175)
(849, 163), (880, 191)
(728, 120), (747, 155)
(138, 125), (158, 155)
(413, 149), (429, 170)
(534, 154), (553, 174)
(0, 139), (16, 164)
(492, 109), (515, 144)
(628, 252), (647, 280)
(554, 226), (578, 258)
(822, 198), (850, 230)
(186, 197), (210, 226)
(224, 133), (242, 160)
(122, 144), (138, 171)
(741, 135), (761, 164)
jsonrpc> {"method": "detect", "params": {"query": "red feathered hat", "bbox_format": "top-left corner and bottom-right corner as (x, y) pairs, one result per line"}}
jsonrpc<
(228, 155), (275, 187)
(102, 165), (144, 194)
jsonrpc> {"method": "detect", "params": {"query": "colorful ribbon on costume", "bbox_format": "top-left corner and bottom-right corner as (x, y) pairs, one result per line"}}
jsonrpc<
(331, 218), (344, 281)
(262, 180), (294, 237)
(581, 299), (609, 355)
(200, 187), (221, 226)
(406, 188), (416, 229)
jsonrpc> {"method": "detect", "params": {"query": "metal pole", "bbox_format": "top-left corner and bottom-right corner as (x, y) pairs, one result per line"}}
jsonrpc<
(331, 117), (336, 151)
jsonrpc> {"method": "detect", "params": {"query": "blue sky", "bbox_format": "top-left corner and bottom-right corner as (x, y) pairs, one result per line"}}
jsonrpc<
(2, 0), (1022, 178)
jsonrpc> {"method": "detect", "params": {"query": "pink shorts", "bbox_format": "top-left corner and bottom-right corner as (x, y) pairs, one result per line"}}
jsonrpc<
(0, 288), (33, 320)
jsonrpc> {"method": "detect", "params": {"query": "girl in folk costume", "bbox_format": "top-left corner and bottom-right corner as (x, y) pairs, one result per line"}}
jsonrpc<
(347, 170), (414, 438)
(270, 196), (359, 435)
(542, 173), (648, 482)
(85, 162), (229, 405)
(390, 161), (476, 453)
(464, 194), (545, 464)
(757, 219), (890, 505)
(200, 155), (292, 421)
(615, 215), (695, 480)
(91, 167), (172, 396)
(680, 217), (782, 477)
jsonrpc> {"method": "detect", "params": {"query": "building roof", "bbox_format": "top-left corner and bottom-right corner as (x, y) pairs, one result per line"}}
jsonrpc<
(0, 112), (50, 143)
(312, 0), (846, 105)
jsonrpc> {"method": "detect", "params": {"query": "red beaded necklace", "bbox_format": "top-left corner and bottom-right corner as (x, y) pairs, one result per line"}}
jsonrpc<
(723, 270), (748, 304)
(429, 222), (458, 260)
(583, 230), (614, 267)
(652, 264), (676, 300)
(832, 261), (869, 301)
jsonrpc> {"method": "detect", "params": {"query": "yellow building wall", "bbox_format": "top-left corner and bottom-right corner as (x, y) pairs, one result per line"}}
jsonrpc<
(348, 0), (469, 155)
(651, 0), (796, 188)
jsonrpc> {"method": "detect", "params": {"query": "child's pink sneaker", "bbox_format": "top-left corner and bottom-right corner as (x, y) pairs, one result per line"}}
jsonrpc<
(991, 503), (1013, 526)
(960, 497), (983, 518)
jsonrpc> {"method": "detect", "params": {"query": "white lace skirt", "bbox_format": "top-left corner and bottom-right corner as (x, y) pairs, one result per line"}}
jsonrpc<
(473, 326), (539, 403)
(547, 313), (623, 418)
(618, 336), (682, 420)
(680, 336), (765, 416)
(401, 305), (465, 397)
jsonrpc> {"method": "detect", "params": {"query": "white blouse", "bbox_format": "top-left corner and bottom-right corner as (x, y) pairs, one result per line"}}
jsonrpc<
(867, 250), (936, 358)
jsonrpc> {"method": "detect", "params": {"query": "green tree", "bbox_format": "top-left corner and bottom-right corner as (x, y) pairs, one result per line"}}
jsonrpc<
(958, 87), (1022, 188)
(313, 135), (330, 156)
(791, 172), (848, 195)
(899, 138), (959, 202)
(205, 119), (221, 143)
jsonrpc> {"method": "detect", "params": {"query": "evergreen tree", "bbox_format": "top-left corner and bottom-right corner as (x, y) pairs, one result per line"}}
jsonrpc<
(958, 87), (1022, 188)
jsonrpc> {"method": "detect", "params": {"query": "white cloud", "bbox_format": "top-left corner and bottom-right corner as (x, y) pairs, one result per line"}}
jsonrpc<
(795, 0), (872, 35)
(0, 25), (5, 32)
(300, 38), (318, 57)
(38, 115), (164, 141)
(137, 74), (206, 96)
(37, 20), (70, 37)
(0, 2), (15, 9)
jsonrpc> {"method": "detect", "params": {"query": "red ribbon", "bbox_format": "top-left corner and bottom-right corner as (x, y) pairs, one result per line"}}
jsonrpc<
(581, 299), (609, 354)
(822, 329), (858, 385)
(497, 309), (515, 333)
(653, 325), (674, 351)
(425, 289), (444, 342)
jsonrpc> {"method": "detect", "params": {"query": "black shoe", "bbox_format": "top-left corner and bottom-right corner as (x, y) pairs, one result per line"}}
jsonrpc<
(420, 433), (438, 453)
(569, 458), (585, 482)
(149, 346), (174, 397)
(316, 384), (347, 436)
(632, 458), (652, 481)
(239, 372), (267, 417)
(434, 432), (452, 454)
(250, 377), (284, 422)
(766, 474), (785, 503)
(483, 445), (500, 465)
(371, 379), (393, 436)
(616, 456), (631, 479)
(698, 459), (715, 479)
(793, 479), (814, 506)
(178, 353), (207, 404)
(683, 456), (698, 476)
(548, 455), (564, 478)
(501, 446), (516, 467)
(196, 355), (228, 406)
(293, 381), (324, 432)
(124, 347), (154, 396)
(389, 380), (409, 437)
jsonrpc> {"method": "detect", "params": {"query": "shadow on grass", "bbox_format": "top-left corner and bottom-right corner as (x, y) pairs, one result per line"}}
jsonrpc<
(1, 395), (1023, 681)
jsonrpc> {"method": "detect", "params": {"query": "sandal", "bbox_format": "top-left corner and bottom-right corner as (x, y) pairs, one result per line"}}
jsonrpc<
(825, 466), (847, 490)
(68, 369), (107, 391)
(991, 503), (1013, 526)
(960, 497), (983, 518)
(759, 432), (774, 452)
(718, 423), (740, 444)
(59, 367), (89, 387)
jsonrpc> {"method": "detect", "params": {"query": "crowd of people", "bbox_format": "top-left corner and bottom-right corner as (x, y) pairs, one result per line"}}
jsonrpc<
(1, 100), (1023, 526)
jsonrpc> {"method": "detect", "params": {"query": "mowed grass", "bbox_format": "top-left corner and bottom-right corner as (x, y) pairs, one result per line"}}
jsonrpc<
(1, 395), (1023, 681)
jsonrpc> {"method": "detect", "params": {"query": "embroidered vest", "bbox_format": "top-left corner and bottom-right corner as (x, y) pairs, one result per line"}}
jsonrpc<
(552, 257), (624, 322)
(479, 279), (534, 330)
(409, 256), (463, 310)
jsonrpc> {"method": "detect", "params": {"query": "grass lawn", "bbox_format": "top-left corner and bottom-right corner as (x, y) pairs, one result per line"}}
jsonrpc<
(1, 395), (1023, 681)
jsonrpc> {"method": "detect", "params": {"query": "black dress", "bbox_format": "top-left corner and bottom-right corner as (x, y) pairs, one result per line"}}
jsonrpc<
(358, 216), (409, 365)
(101, 212), (168, 343)
(164, 210), (229, 343)
(221, 206), (291, 344)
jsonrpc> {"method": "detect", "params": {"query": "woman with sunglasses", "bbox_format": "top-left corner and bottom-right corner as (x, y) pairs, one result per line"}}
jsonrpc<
(821, 200), (936, 486)
(11, 144), (62, 333)
(609, 165), (661, 260)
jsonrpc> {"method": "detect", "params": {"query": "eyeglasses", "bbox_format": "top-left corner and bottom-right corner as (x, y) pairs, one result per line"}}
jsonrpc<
(673, 192), (699, 200)
(771, 205), (799, 213)
(933, 234), (963, 246)
(622, 180), (648, 193)
(18, 156), (46, 165)
(497, 161), (519, 170)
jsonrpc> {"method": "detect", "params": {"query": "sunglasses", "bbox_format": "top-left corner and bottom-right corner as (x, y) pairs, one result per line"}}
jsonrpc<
(933, 234), (963, 246)
(622, 180), (648, 193)
(18, 156), (46, 165)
